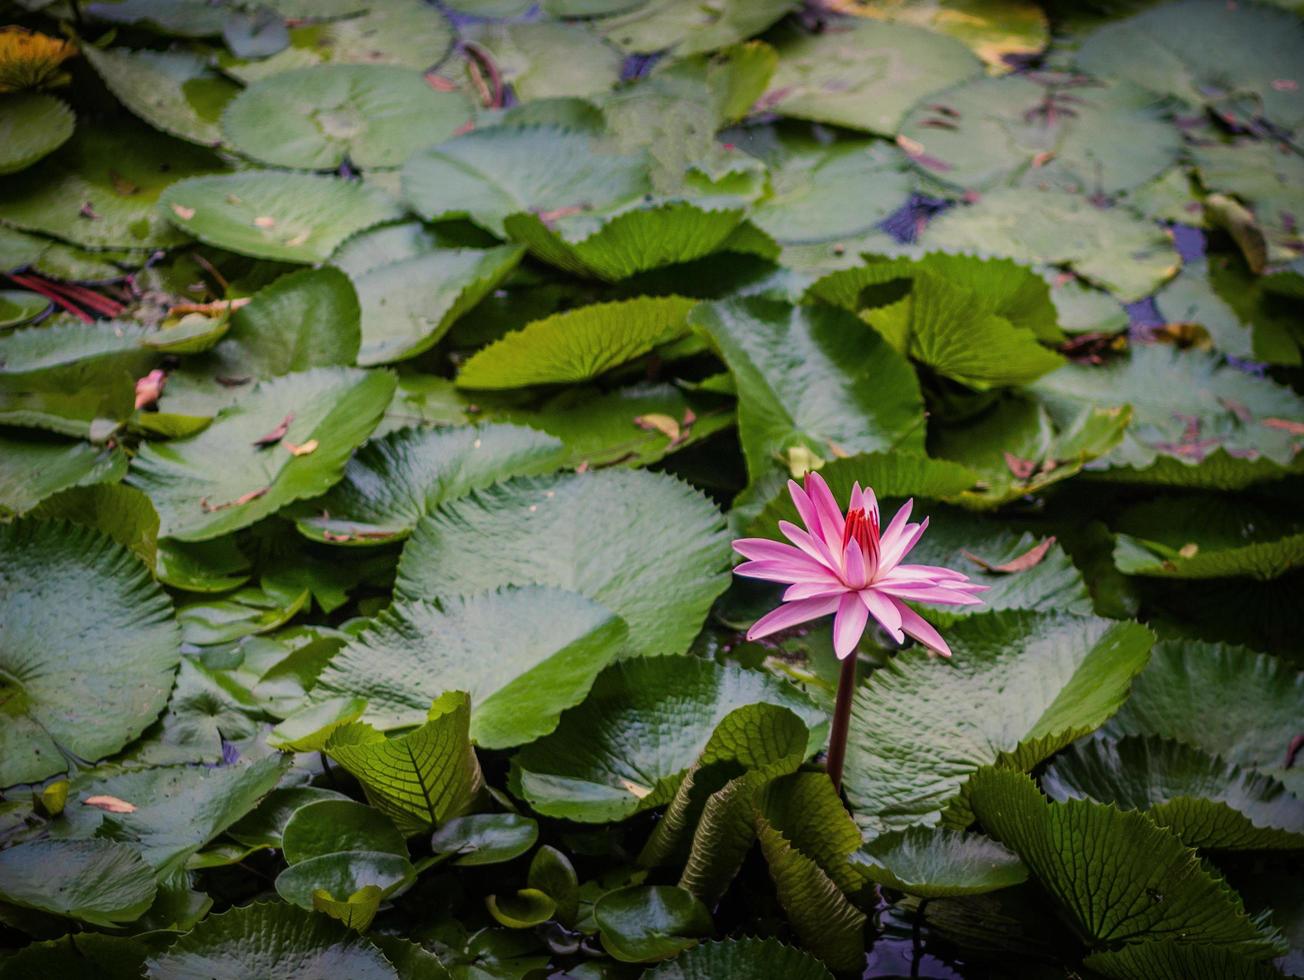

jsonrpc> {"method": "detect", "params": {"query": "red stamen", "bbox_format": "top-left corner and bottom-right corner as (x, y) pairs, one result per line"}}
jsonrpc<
(841, 508), (880, 567)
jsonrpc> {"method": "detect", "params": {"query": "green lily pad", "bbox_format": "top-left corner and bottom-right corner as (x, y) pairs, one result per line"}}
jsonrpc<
(843, 610), (1154, 836)
(0, 226), (141, 283)
(899, 75), (1181, 195)
(969, 767), (1283, 956)
(859, 826), (1028, 898)
(129, 367), (395, 540)
(296, 423), (566, 545)
(1043, 736), (1304, 851)
(0, 840), (156, 928)
(145, 902), (400, 980)
(0, 520), (180, 787)
(1190, 140), (1304, 268)
(922, 188), (1180, 302)
(82, 46), (238, 146)
(509, 656), (826, 822)
(0, 435), (125, 517)
(223, 65), (473, 170)
(283, 800), (407, 863)
(690, 297), (925, 481)
(766, 19), (982, 135)
(595, 0), (792, 55)
(0, 93), (74, 175)
(162, 172), (402, 263)
(461, 21), (623, 102)
(0, 124), (223, 249)
(1076, 0), (1304, 133)
(594, 885), (713, 962)
(457, 295), (696, 389)
(275, 851), (415, 911)
(396, 468), (730, 655)
(644, 938), (834, 979)
(310, 586), (628, 747)
(430, 813), (539, 866)
(354, 245), (525, 365)
(402, 124), (651, 238)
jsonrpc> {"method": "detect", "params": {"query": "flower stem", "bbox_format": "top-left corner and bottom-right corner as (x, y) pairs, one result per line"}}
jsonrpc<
(826, 652), (858, 793)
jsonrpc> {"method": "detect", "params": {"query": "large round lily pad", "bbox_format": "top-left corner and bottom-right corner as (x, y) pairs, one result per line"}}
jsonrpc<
(222, 65), (473, 170)
(0, 520), (180, 787)
(0, 93), (74, 176)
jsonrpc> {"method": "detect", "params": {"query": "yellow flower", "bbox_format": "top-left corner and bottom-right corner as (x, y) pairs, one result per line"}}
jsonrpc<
(0, 26), (77, 93)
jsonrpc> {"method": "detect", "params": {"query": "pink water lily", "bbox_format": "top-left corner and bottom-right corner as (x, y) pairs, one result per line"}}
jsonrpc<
(734, 472), (987, 660)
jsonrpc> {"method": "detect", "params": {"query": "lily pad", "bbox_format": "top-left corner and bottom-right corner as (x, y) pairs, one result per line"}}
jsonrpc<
(0, 125), (223, 249)
(0, 520), (180, 787)
(310, 586), (628, 747)
(644, 938), (834, 980)
(843, 610), (1154, 836)
(595, 885), (713, 962)
(0, 840), (156, 928)
(596, 0), (794, 56)
(461, 21), (623, 102)
(766, 19), (982, 136)
(82, 46), (238, 146)
(509, 656), (826, 822)
(0, 93), (73, 175)
(222, 65), (473, 170)
(129, 367), (396, 540)
(430, 813), (539, 866)
(0, 435), (125, 517)
(859, 826), (1028, 898)
(396, 468), (731, 655)
(161, 172), (402, 263)
(402, 124), (651, 238)
(282, 800), (407, 863)
(275, 851), (414, 913)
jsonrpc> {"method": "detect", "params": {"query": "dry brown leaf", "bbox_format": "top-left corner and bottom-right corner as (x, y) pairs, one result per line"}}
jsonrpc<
(83, 794), (136, 814)
(253, 413), (294, 448)
(963, 536), (1056, 574)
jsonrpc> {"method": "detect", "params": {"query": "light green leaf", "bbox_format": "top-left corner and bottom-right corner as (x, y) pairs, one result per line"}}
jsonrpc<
(1044, 736), (1304, 851)
(228, 787), (351, 850)
(1111, 495), (1304, 580)
(312, 884), (384, 933)
(0, 520), (180, 787)
(1192, 141), (1304, 269)
(0, 840), (156, 928)
(223, 65), (472, 170)
(597, 0), (793, 56)
(1106, 640), (1304, 798)
(130, 367), (395, 540)
(295, 423), (566, 545)
(643, 937), (833, 980)
(402, 125), (650, 238)
(396, 469), (730, 655)
(82, 47), (238, 146)
(461, 21), (623, 102)
(594, 885), (713, 962)
(0, 93), (73, 175)
(969, 767), (1284, 956)
(922, 189), (1180, 302)
(161, 172), (402, 263)
(430, 813), (539, 866)
(283, 800), (407, 863)
(844, 610), (1154, 836)
(859, 826), (1028, 898)
(766, 19), (982, 135)
(354, 245), (525, 365)
(0, 288), (51, 328)
(275, 852), (415, 912)
(0, 435), (125, 517)
(145, 901), (400, 980)
(690, 297), (924, 481)
(311, 586), (627, 747)
(458, 296), (696, 389)
(509, 657), (826, 822)
(30, 482), (159, 567)
(486, 888), (556, 929)
(0, 124), (222, 248)
(0, 318), (156, 389)
(899, 76), (1180, 194)
(323, 691), (484, 835)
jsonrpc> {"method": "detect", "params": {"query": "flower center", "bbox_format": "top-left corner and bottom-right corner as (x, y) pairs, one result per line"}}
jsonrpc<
(841, 507), (879, 569)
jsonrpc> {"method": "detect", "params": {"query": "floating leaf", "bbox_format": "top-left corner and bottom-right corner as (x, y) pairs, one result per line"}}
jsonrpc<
(461, 21), (623, 102)
(594, 885), (713, 962)
(430, 813), (539, 866)
(1084, 941), (1285, 980)
(0, 93), (73, 175)
(130, 367), (395, 540)
(510, 657), (826, 822)
(766, 19), (982, 136)
(0, 840), (156, 928)
(0, 434), (125, 517)
(643, 937), (833, 980)
(275, 852), (415, 913)
(161, 172), (402, 263)
(0, 125), (223, 248)
(396, 469), (730, 655)
(82, 46), (238, 146)
(1043, 736), (1304, 851)
(283, 800), (407, 863)
(310, 586), (627, 747)
(222, 65), (473, 170)
(458, 296), (696, 389)
(0, 521), (180, 787)
(859, 826), (1028, 898)
(597, 0), (793, 56)
(323, 691), (484, 835)
(843, 610), (1154, 836)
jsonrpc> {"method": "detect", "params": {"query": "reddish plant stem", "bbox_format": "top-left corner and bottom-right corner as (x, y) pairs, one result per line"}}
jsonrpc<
(826, 652), (858, 793)
(4, 274), (92, 323)
(40, 279), (125, 317)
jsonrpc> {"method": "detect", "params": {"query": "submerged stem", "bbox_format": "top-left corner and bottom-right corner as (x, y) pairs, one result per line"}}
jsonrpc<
(826, 652), (858, 793)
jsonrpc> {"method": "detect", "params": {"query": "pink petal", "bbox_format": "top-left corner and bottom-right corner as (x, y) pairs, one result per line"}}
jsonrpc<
(861, 588), (904, 643)
(747, 595), (842, 641)
(735, 559), (840, 585)
(787, 480), (823, 538)
(890, 598), (952, 657)
(879, 515), (928, 571)
(733, 537), (810, 564)
(877, 499), (914, 558)
(779, 520), (841, 572)
(874, 583), (984, 605)
(849, 481), (865, 515)
(842, 537), (867, 589)
(832, 592), (869, 660)
(803, 471), (846, 547)
(785, 581), (850, 601)
(886, 564), (972, 584)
